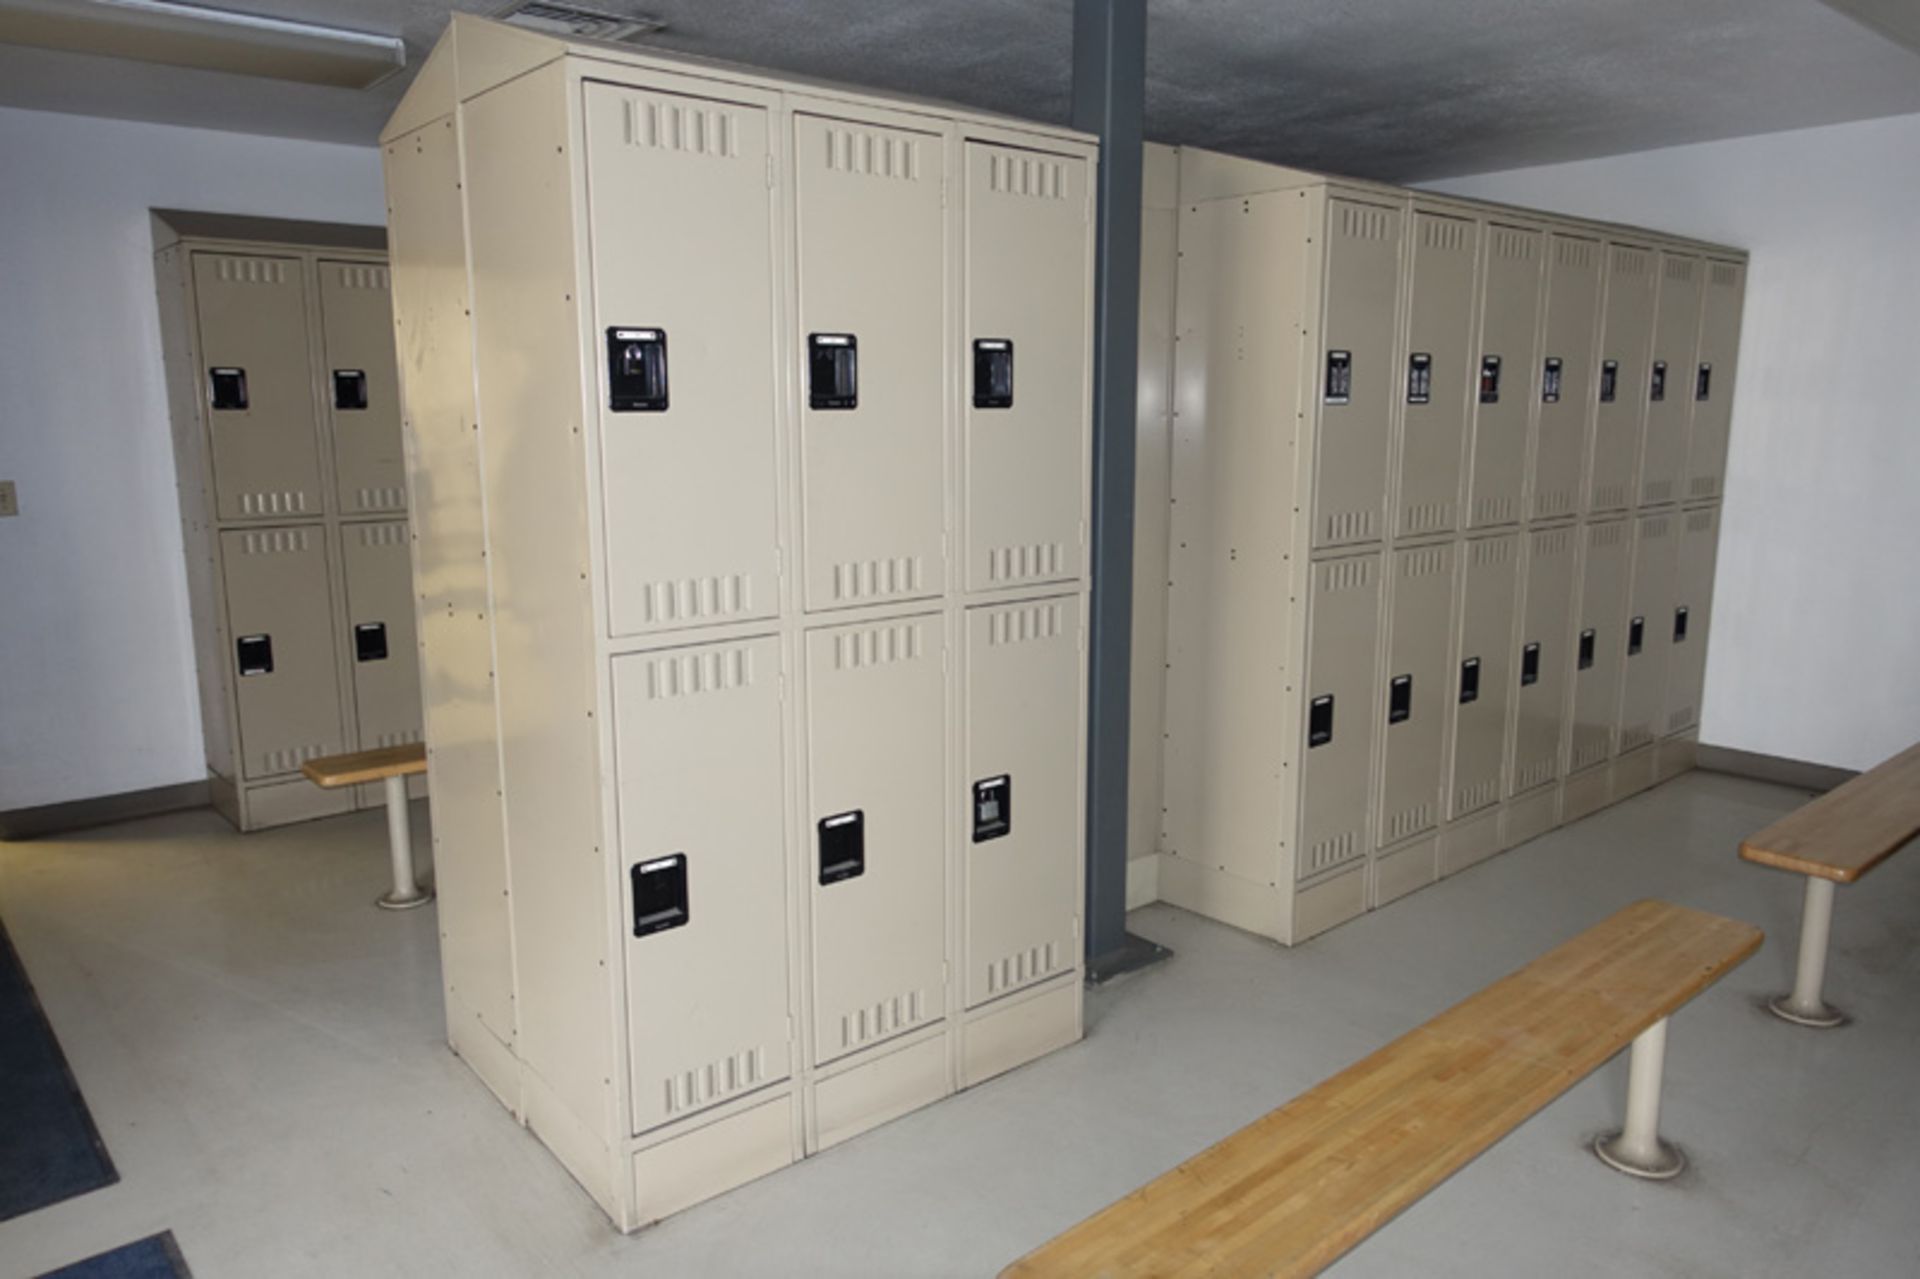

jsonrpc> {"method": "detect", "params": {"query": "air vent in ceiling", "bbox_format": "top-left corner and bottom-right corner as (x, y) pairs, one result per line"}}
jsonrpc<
(498, 2), (666, 43)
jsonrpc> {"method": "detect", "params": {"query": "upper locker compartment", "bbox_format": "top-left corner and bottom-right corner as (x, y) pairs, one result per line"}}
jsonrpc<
(795, 112), (947, 610)
(1640, 252), (1703, 507)
(962, 142), (1092, 593)
(585, 82), (783, 637)
(1313, 197), (1401, 549)
(318, 260), (406, 516)
(1464, 223), (1544, 530)
(1531, 235), (1603, 522)
(192, 253), (325, 521)
(1394, 210), (1478, 539)
(1665, 504), (1721, 736)
(1687, 260), (1745, 502)
(1589, 243), (1657, 513)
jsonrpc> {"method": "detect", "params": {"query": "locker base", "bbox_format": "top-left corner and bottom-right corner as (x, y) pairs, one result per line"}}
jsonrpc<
(1562, 767), (1612, 824)
(237, 775), (354, 831)
(1372, 836), (1437, 908)
(812, 1028), (951, 1153)
(1293, 863), (1367, 943)
(1439, 808), (1504, 878)
(1655, 731), (1698, 783)
(1501, 787), (1561, 851)
(1157, 855), (1291, 942)
(630, 1092), (797, 1231)
(1612, 747), (1658, 802)
(961, 976), (1081, 1088)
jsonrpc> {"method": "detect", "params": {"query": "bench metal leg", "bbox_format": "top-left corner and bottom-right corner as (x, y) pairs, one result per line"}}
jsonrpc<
(1769, 876), (1847, 1028)
(376, 774), (433, 912)
(1594, 1016), (1686, 1180)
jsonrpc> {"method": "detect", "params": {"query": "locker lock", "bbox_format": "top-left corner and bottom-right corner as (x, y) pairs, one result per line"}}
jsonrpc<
(209, 367), (248, 411)
(1599, 360), (1619, 404)
(972, 340), (1014, 409)
(972, 775), (1012, 842)
(1520, 642), (1541, 686)
(1406, 353), (1432, 405)
(1478, 356), (1502, 404)
(607, 327), (669, 412)
(1696, 364), (1713, 402)
(1649, 361), (1668, 403)
(236, 633), (273, 676)
(333, 369), (369, 411)
(1628, 616), (1646, 656)
(1307, 695), (1335, 747)
(1542, 357), (1564, 404)
(1387, 675), (1413, 725)
(631, 853), (689, 937)
(354, 621), (389, 663)
(1673, 605), (1690, 643)
(808, 333), (859, 410)
(818, 810), (865, 884)
(1458, 657), (1481, 704)
(1578, 628), (1597, 671)
(1324, 351), (1352, 405)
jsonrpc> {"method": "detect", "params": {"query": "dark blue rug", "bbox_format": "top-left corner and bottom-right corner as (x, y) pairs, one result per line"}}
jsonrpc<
(37, 1232), (192, 1279)
(0, 919), (118, 1221)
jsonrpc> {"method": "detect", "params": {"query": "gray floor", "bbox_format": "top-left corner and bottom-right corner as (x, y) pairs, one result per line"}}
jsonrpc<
(1, 771), (1915, 1278)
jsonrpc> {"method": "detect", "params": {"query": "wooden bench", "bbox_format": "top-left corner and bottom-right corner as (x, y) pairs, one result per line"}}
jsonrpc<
(1001, 900), (1761, 1279)
(302, 743), (432, 911)
(1740, 740), (1920, 1027)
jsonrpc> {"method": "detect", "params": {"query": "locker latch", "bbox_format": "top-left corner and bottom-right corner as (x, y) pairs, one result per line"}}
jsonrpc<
(354, 621), (389, 662)
(1521, 642), (1541, 686)
(1599, 360), (1619, 403)
(333, 369), (369, 411)
(1459, 657), (1481, 704)
(631, 853), (690, 937)
(972, 775), (1011, 842)
(209, 367), (248, 411)
(607, 327), (669, 412)
(1578, 628), (1597, 671)
(1628, 616), (1646, 655)
(1478, 356), (1502, 404)
(1308, 695), (1335, 747)
(1649, 360), (1668, 403)
(1406, 353), (1432, 405)
(1388, 675), (1413, 724)
(1673, 605), (1690, 642)
(818, 810), (865, 884)
(808, 333), (859, 410)
(236, 633), (273, 676)
(972, 340), (1014, 409)
(1696, 363), (1712, 401)
(1542, 357), (1564, 404)
(1324, 351), (1352, 405)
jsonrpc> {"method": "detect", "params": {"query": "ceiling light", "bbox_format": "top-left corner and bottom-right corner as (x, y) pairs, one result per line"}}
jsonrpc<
(0, 0), (406, 89)
(497, 2), (666, 44)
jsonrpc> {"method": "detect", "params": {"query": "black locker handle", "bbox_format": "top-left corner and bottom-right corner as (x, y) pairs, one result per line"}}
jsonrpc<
(1520, 642), (1541, 686)
(631, 854), (690, 937)
(1628, 616), (1646, 655)
(1650, 360), (1668, 402)
(808, 333), (858, 410)
(1388, 675), (1413, 724)
(1479, 355), (1502, 404)
(236, 633), (272, 676)
(1542, 357), (1564, 404)
(1324, 351), (1352, 405)
(972, 775), (1012, 842)
(1696, 363), (1712, 401)
(1599, 360), (1619, 403)
(1578, 628), (1597, 671)
(1459, 657), (1481, 704)
(818, 810), (865, 884)
(972, 340), (1014, 409)
(607, 327), (669, 412)
(1406, 353), (1432, 405)
(354, 621), (389, 662)
(1674, 605), (1690, 642)
(1308, 695), (1335, 747)
(333, 369), (369, 411)
(209, 367), (248, 410)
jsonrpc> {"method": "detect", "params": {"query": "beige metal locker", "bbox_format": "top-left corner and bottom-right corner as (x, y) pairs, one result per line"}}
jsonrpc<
(1464, 224), (1543, 529)
(317, 260), (406, 515)
(1589, 244), (1657, 512)
(1639, 253), (1703, 506)
(1300, 552), (1383, 879)
(1447, 532), (1520, 818)
(1686, 261), (1745, 502)
(192, 252), (324, 521)
(1531, 236), (1603, 521)
(1617, 512), (1678, 755)
(1665, 504), (1720, 735)
(340, 521), (422, 751)
(963, 596), (1081, 1008)
(1393, 210), (1478, 539)
(1377, 543), (1455, 847)
(612, 636), (793, 1135)
(1313, 199), (1401, 548)
(962, 143), (1092, 593)
(219, 525), (345, 780)
(795, 113), (947, 609)
(1566, 517), (1632, 774)
(1510, 523), (1577, 795)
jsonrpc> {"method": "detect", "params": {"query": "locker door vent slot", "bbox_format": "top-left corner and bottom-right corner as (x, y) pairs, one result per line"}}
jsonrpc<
(808, 333), (858, 410)
(1578, 628), (1596, 670)
(972, 775), (1011, 843)
(607, 327), (669, 412)
(818, 810), (865, 884)
(1696, 363), (1712, 401)
(1599, 360), (1619, 403)
(1628, 616), (1646, 655)
(1520, 642), (1541, 686)
(1673, 605), (1689, 642)
(1307, 695), (1335, 747)
(1459, 657), (1481, 704)
(631, 853), (690, 937)
(1406, 353), (1431, 405)
(354, 621), (388, 662)
(333, 369), (369, 411)
(209, 367), (248, 411)
(1478, 355), (1502, 404)
(236, 634), (273, 676)
(1324, 350), (1352, 405)
(1650, 360), (1668, 402)
(1542, 357), (1563, 403)
(1388, 675), (1413, 724)
(972, 339), (1013, 409)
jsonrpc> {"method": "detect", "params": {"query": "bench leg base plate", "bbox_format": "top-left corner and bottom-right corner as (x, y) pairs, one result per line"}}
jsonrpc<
(1767, 995), (1848, 1029)
(377, 890), (435, 912)
(1593, 1132), (1686, 1180)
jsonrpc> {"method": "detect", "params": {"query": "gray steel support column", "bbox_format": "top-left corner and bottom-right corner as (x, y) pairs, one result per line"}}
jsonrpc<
(1074, 0), (1167, 983)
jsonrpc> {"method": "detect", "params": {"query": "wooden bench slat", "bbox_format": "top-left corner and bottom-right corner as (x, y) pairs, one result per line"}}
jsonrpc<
(1001, 900), (1761, 1279)
(1738, 740), (1920, 883)
(301, 743), (428, 789)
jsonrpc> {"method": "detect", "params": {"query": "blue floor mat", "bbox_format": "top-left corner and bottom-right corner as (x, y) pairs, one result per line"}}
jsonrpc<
(37, 1232), (192, 1279)
(0, 919), (118, 1221)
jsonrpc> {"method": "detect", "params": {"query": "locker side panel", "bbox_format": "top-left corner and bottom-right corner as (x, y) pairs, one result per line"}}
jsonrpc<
(585, 83), (783, 636)
(795, 114), (947, 609)
(318, 260), (407, 515)
(1447, 532), (1520, 818)
(1510, 524), (1577, 795)
(219, 525), (346, 779)
(1299, 553), (1382, 879)
(1566, 517), (1631, 774)
(1394, 210), (1477, 538)
(341, 521), (424, 750)
(1532, 235), (1602, 521)
(1666, 504), (1721, 735)
(1686, 261), (1745, 502)
(1617, 512), (1678, 754)
(962, 143), (1092, 593)
(1377, 543), (1455, 848)
(1639, 253), (1703, 507)
(1589, 244), (1657, 513)
(1312, 198), (1401, 548)
(1464, 224), (1543, 530)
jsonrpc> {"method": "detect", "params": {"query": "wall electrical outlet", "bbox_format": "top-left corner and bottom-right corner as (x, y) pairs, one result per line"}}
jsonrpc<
(0, 481), (17, 518)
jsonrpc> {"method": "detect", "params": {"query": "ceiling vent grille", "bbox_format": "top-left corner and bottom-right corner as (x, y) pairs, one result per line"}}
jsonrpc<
(498, 2), (666, 42)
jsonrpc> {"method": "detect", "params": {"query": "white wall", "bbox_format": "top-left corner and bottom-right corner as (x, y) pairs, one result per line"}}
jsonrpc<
(0, 107), (383, 810)
(1428, 114), (1920, 771)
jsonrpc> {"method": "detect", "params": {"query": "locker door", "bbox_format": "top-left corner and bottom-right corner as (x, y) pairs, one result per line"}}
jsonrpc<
(796, 114), (947, 609)
(805, 615), (946, 1065)
(1666, 505), (1720, 735)
(1464, 224), (1543, 529)
(1313, 199), (1402, 548)
(1532, 236), (1603, 521)
(318, 260), (405, 516)
(219, 526), (345, 779)
(1299, 553), (1382, 879)
(1377, 543), (1455, 848)
(1448, 533), (1520, 818)
(341, 521), (422, 750)
(613, 636), (792, 1134)
(1617, 513), (1678, 754)
(962, 143), (1091, 592)
(1567, 518), (1631, 774)
(963, 596), (1081, 1008)
(1510, 524), (1577, 795)
(1686, 261), (1745, 502)
(585, 83), (782, 636)
(192, 253), (324, 521)
(1589, 244), (1657, 512)
(1394, 211), (1477, 539)
(1639, 253), (1703, 506)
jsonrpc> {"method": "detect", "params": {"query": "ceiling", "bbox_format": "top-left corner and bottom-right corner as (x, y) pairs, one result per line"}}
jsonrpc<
(1, 0), (1917, 181)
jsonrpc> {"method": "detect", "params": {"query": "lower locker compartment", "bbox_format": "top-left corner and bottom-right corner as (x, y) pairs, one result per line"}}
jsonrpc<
(1500, 786), (1560, 850)
(1372, 835), (1438, 909)
(1562, 767), (1611, 824)
(1292, 862), (1368, 943)
(1656, 731), (1698, 782)
(811, 1028), (951, 1152)
(1611, 746), (1658, 801)
(1439, 806), (1504, 878)
(961, 975), (1080, 1089)
(630, 1091), (797, 1229)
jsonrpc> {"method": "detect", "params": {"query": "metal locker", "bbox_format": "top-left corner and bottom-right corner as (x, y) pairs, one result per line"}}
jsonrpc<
(1589, 244), (1657, 513)
(1510, 524), (1577, 795)
(804, 614), (946, 1066)
(340, 521), (422, 751)
(218, 525), (345, 779)
(192, 252), (325, 521)
(1639, 253), (1703, 506)
(1531, 236), (1603, 521)
(317, 260), (406, 516)
(1665, 505), (1720, 735)
(1393, 211), (1478, 539)
(1447, 532), (1520, 819)
(962, 143), (1091, 593)
(1566, 518), (1632, 774)
(1377, 543), (1455, 848)
(612, 636), (792, 1135)
(795, 113), (947, 609)
(1299, 552), (1382, 879)
(962, 596), (1081, 1008)
(1617, 512), (1678, 754)
(1313, 198), (1402, 548)
(1465, 224), (1544, 529)
(1686, 261), (1745, 502)
(585, 83), (783, 637)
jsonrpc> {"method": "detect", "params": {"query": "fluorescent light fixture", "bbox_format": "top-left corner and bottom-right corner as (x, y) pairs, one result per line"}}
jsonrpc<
(0, 0), (406, 89)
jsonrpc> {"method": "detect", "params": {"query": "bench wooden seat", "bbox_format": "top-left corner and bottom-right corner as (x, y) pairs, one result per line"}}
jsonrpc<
(1001, 900), (1761, 1279)
(301, 743), (428, 789)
